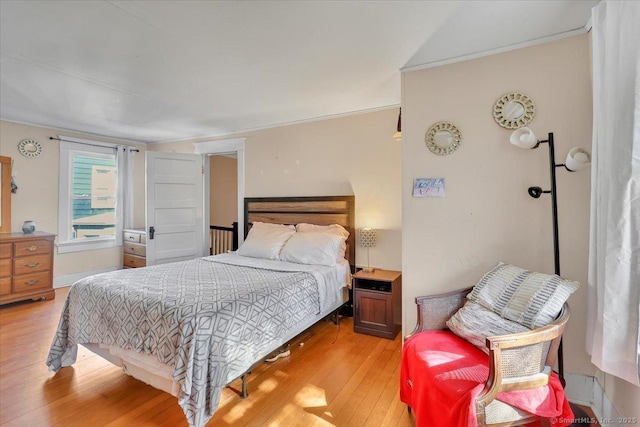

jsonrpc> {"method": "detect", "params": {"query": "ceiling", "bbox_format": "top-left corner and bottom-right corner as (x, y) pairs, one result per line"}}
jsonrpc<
(0, 1), (597, 143)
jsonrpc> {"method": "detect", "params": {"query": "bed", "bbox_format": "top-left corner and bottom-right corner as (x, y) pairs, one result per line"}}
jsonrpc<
(46, 196), (355, 427)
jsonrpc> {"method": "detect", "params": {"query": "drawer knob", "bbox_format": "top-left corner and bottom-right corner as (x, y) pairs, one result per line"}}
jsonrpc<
(26, 246), (38, 252)
(25, 280), (39, 286)
(26, 262), (40, 268)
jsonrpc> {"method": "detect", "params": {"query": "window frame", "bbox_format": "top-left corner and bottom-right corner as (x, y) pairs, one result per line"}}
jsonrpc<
(57, 137), (120, 254)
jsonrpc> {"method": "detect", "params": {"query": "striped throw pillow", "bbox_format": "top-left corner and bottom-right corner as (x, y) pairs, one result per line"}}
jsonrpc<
(446, 301), (530, 352)
(467, 262), (579, 329)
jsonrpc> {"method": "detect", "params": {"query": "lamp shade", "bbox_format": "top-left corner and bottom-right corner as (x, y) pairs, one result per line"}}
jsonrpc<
(510, 127), (538, 149)
(358, 228), (377, 248)
(565, 147), (591, 171)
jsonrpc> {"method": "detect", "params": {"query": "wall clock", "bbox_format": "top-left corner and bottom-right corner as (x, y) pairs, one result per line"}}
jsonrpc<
(18, 139), (43, 158)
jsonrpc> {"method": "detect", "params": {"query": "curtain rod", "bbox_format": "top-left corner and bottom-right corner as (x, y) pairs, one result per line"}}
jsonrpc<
(49, 136), (140, 152)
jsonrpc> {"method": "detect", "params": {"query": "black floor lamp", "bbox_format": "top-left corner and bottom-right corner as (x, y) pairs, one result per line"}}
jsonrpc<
(510, 127), (591, 386)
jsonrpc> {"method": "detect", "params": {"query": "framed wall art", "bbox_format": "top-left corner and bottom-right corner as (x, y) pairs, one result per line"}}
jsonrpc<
(413, 178), (445, 198)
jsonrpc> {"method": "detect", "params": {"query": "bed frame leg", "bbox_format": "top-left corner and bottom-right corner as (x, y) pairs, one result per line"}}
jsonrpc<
(241, 373), (248, 399)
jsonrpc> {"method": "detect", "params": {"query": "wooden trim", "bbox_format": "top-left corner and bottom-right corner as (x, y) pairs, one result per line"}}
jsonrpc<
(0, 156), (11, 233)
(244, 196), (355, 270)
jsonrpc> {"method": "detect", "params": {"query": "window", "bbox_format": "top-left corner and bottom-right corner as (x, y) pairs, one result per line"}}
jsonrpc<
(58, 137), (120, 253)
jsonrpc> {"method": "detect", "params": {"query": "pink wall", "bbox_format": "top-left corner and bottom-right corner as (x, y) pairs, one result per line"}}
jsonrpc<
(402, 34), (594, 376)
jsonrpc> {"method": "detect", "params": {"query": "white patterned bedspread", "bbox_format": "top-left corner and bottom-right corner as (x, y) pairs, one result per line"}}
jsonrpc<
(46, 254), (348, 427)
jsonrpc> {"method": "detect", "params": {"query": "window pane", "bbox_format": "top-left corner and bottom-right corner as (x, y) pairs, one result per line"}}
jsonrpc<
(71, 154), (116, 239)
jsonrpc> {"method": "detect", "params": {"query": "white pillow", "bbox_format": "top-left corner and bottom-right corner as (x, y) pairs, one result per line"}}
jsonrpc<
(446, 301), (530, 353)
(296, 223), (349, 261)
(468, 262), (579, 329)
(279, 232), (347, 266)
(296, 223), (349, 237)
(251, 221), (295, 231)
(236, 222), (295, 260)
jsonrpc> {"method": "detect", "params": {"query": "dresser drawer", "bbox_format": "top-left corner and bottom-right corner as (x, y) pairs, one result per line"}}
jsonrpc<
(124, 231), (142, 243)
(0, 243), (11, 259)
(0, 277), (11, 295)
(13, 271), (51, 293)
(0, 258), (12, 277)
(13, 254), (52, 275)
(0, 232), (56, 305)
(14, 239), (52, 257)
(124, 253), (146, 268)
(124, 242), (146, 257)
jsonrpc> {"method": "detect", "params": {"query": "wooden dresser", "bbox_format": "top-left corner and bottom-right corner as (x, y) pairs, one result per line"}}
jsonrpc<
(0, 232), (56, 305)
(123, 228), (146, 268)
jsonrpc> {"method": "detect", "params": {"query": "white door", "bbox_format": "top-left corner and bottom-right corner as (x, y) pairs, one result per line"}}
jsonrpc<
(146, 152), (205, 265)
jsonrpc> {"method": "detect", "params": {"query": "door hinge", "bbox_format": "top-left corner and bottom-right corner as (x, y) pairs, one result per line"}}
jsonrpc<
(202, 165), (204, 174)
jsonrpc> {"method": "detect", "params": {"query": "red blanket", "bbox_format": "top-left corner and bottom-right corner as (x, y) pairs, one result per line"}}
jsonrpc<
(400, 331), (573, 427)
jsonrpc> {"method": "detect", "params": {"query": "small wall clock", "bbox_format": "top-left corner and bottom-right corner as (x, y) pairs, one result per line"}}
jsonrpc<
(18, 139), (43, 158)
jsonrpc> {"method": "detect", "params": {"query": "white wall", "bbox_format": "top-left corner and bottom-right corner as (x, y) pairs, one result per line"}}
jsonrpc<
(402, 34), (594, 377)
(0, 121), (146, 281)
(149, 108), (403, 271)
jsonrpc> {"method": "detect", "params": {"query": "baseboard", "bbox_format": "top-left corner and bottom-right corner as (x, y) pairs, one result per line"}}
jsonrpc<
(565, 372), (623, 425)
(53, 267), (120, 288)
(565, 373), (595, 406)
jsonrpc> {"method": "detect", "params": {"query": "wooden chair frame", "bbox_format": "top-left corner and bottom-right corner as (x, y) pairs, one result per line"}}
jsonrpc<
(406, 288), (570, 427)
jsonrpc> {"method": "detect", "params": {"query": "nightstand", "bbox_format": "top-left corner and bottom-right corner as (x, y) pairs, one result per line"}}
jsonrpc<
(353, 269), (402, 339)
(123, 228), (146, 268)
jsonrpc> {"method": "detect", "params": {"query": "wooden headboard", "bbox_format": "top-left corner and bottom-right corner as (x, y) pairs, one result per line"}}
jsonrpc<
(244, 196), (356, 270)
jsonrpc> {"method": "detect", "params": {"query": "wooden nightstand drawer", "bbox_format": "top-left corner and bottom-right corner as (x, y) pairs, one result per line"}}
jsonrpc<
(13, 254), (52, 275)
(124, 253), (146, 268)
(124, 242), (146, 257)
(14, 239), (52, 257)
(13, 271), (51, 292)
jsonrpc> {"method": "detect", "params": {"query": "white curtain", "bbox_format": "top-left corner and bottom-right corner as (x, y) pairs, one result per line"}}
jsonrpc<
(115, 146), (136, 246)
(587, 0), (640, 386)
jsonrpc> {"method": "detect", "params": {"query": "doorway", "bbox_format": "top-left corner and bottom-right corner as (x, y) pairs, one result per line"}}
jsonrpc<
(196, 137), (246, 254)
(208, 153), (239, 254)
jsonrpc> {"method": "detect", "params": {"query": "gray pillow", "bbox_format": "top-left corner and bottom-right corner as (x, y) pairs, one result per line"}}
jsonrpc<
(467, 262), (579, 329)
(446, 301), (530, 353)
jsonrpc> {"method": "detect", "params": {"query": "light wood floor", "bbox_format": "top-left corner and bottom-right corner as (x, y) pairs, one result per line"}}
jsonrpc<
(0, 287), (413, 427)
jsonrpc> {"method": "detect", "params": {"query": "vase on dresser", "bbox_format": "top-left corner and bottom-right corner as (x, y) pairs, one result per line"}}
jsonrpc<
(22, 220), (36, 234)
